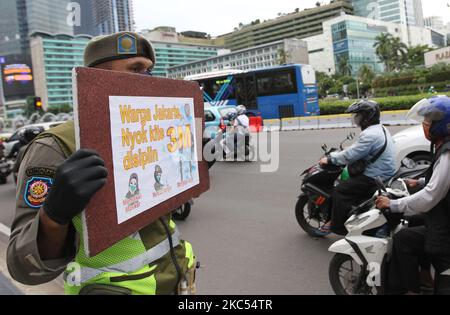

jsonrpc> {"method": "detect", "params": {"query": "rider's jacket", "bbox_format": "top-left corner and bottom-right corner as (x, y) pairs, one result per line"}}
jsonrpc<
(329, 124), (396, 181)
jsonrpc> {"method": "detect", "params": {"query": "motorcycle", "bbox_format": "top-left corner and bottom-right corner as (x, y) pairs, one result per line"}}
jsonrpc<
(295, 133), (356, 237)
(328, 177), (410, 295)
(172, 199), (193, 221)
(0, 157), (13, 185)
(327, 157), (442, 296)
(295, 132), (429, 237)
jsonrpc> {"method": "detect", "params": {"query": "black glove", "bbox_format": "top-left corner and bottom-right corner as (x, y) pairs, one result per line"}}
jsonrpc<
(43, 149), (108, 225)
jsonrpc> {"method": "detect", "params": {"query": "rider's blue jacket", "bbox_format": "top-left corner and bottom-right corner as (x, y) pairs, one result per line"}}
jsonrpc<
(330, 124), (396, 181)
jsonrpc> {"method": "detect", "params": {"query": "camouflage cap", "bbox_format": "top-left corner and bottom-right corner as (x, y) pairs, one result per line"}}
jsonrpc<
(84, 32), (156, 67)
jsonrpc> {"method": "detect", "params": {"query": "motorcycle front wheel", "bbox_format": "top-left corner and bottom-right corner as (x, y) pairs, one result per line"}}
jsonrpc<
(329, 254), (382, 295)
(173, 203), (191, 221)
(295, 194), (329, 237)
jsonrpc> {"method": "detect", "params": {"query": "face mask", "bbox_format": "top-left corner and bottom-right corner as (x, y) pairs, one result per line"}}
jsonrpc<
(155, 175), (161, 182)
(129, 184), (137, 193)
(423, 121), (432, 141)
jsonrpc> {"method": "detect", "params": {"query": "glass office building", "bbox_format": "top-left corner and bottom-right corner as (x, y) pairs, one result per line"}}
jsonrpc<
(0, 0), (74, 56)
(0, 0), (23, 56)
(331, 20), (387, 75)
(30, 32), (91, 110)
(351, 0), (424, 26)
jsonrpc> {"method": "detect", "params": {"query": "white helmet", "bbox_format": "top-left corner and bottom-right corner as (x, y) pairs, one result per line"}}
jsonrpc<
(236, 105), (247, 116)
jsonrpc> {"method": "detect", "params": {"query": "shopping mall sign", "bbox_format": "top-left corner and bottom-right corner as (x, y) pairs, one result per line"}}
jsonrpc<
(425, 46), (450, 67)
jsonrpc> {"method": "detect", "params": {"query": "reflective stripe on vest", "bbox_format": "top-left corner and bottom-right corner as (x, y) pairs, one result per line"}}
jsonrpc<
(78, 228), (181, 284)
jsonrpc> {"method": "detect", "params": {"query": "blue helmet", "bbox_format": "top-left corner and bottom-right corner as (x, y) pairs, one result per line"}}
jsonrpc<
(407, 96), (450, 139)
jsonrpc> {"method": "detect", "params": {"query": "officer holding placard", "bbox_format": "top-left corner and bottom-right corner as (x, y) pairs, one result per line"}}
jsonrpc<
(7, 32), (197, 295)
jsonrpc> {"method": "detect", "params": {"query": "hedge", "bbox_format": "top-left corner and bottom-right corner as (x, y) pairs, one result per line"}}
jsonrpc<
(319, 93), (450, 116)
(374, 81), (450, 97)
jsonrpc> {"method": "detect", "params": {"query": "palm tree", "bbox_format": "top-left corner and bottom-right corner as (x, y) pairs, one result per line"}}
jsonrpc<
(390, 37), (408, 71)
(374, 33), (394, 72)
(337, 56), (353, 76)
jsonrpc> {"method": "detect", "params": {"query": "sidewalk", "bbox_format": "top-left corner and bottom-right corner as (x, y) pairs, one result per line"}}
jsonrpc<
(0, 233), (64, 295)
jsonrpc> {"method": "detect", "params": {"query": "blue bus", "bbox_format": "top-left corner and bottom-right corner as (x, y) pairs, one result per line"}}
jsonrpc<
(186, 64), (320, 120)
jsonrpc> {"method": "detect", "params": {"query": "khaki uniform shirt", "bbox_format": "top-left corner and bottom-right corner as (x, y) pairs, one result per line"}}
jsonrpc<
(7, 137), (77, 285)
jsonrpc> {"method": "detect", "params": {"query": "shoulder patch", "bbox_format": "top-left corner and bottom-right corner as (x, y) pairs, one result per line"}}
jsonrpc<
(26, 167), (56, 178)
(24, 177), (53, 209)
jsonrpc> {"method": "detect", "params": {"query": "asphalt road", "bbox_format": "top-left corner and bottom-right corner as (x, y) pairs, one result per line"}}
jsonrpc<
(0, 126), (406, 295)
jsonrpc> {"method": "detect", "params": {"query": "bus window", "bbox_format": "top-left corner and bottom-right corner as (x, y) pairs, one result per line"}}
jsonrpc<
(256, 69), (297, 96)
(199, 77), (236, 101)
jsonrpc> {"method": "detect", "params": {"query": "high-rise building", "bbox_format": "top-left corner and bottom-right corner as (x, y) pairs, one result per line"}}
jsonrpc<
(424, 16), (445, 32)
(30, 32), (92, 110)
(91, 0), (135, 35)
(351, 0), (424, 26)
(0, 0), (74, 56)
(218, 1), (353, 51)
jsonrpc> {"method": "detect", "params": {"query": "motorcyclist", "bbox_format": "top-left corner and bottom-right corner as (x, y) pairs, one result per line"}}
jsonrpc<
(13, 127), (43, 180)
(318, 100), (396, 236)
(7, 126), (42, 159)
(376, 96), (450, 295)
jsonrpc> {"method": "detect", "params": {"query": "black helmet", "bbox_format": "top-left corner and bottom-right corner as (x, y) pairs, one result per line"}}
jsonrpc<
(346, 100), (380, 130)
(23, 127), (42, 143)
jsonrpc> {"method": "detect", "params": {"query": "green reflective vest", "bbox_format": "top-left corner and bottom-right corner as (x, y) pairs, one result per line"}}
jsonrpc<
(36, 121), (195, 295)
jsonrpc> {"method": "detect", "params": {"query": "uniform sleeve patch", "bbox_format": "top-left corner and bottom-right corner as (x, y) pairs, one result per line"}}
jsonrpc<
(25, 167), (56, 178)
(24, 177), (53, 209)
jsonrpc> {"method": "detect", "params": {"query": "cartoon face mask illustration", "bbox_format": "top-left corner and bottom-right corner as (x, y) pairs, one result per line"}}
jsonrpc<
(154, 165), (164, 192)
(126, 173), (140, 199)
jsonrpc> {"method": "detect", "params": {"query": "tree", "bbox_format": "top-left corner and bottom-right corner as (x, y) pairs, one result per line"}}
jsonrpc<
(374, 33), (407, 72)
(277, 48), (290, 65)
(316, 71), (334, 98)
(337, 56), (353, 76)
(358, 64), (376, 85)
(405, 45), (431, 68)
(390, 37), (408, 71)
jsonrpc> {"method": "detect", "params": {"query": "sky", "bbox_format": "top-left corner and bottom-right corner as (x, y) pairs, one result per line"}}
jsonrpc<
(133, 0), (450, 36)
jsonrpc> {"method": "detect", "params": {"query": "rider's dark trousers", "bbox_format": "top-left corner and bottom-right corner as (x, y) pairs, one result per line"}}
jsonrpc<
(331, 175), (377, 235)
(389, 226), (450, 295)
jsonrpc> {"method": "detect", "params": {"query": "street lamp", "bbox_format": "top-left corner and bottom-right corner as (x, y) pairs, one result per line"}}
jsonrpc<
(356, 78), (360, 100)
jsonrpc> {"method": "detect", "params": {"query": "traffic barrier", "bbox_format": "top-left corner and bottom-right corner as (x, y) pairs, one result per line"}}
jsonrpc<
(299, 116), (319, 130)
(318, 115), (340, 129)
(263, 119), (281, 132)
(281, 118), (300, 131)
(381, 110), (408, 126)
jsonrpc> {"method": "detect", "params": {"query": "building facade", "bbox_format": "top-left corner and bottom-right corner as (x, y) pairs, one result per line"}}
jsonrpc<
(167, 39), (309, 79)
(351, 0), (424, 27)
(425, 46), (450, 67)
(91, 0), (134, 35)
(143, 27), (225, 77)
(217, 1), (353, 51)
(304, 15), (445, 76)
(0, 0), (74, 56)
(30, 32), (92, 110)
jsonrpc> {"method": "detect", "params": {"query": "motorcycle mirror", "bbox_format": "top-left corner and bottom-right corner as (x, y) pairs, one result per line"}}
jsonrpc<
(347, 133), (355, 141)
(401, 158), (416, 169)
(322, 144), (328, 152)
(375, 176), (387, 193)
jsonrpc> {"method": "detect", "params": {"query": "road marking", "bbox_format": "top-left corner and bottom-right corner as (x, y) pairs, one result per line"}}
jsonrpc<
(0, 222), (11, 237)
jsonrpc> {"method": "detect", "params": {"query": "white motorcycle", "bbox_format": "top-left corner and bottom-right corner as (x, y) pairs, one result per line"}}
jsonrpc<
(328, 177), (410, 295)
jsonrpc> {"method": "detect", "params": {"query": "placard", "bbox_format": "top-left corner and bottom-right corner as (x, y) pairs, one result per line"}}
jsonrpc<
(73, 67), (209, 257)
